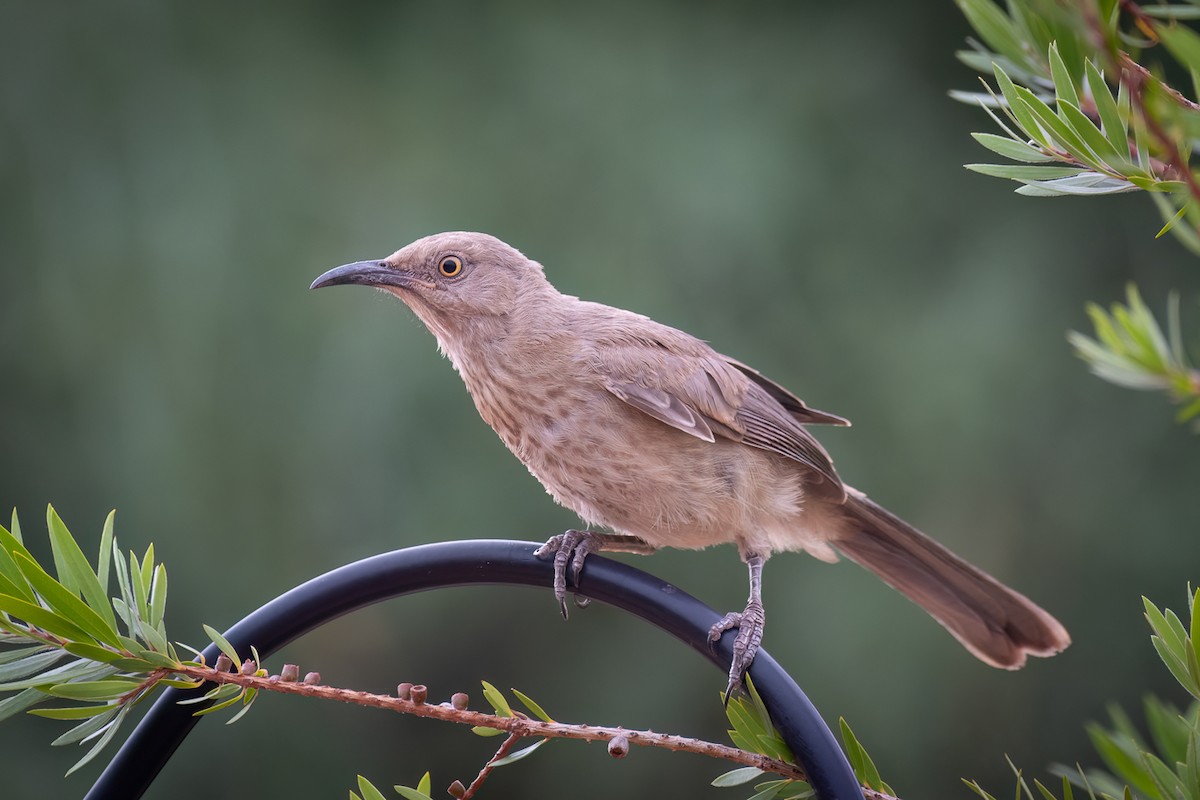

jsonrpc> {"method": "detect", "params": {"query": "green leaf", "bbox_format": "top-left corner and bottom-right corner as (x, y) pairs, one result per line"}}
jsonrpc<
(1013, 84), (1103, 167)
(202, 624), (240, 666)
(840, 717), (885, 791)
(192, 691), (244, 717)
(489, 737), (549, 767)
(62, 642), (126, 665)
(1086, 724), (1157, 797)
(0, 523), (38, 604)
(0, 592), (94, 643)
(955, 0), (1040, 75)
(97, 511), (115, 600)
(148, 564), (167, 630)
(1084, 60), (1128, 156)
(713, 766), (766, 787)
(1048, 42), (1079, 111)
(51, 706), (119, 746)
(994, 65), (1053, 149)
(511, 687), (554, 722)
(45, 506), (119, 635)
(1014, 173), (1136, 196)
(745, 781), (790, 800)
(971, 132), (1056, 162)
(355, 777), (388, 800)
(133, 546), (153, 624)
(46, 678), (142, 701)
(13, 553), (122, 649)
(0, 657), (118, 692)
(480, 680), (512, 717)
(0, 644), (54, 665)
(754, 732), (794, 763)
(966, 164), (1086, 180)
(0, 648), (70, 682)
(30, 703), (120, 720)
(0, 687), (50, 721)
(1058, 101), (1139, 174)
(417, 771), (431, 796)
(354, 776), (389, 800)
(1190, 587), (1200, 672)
(112, 548), (135, 637)
(393, 786), (433, 800)
(471, 725), (506, 737)
(127, 647), (179, 669)
(65, 705), (130, 776)
(225, 690), (257, 725)
(9, 510), (22, 544)
(726, 694), (767, 741)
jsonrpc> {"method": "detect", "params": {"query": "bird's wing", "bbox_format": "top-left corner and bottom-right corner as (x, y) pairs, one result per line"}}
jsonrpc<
(721, 355), (850, 427)
(590, 321), (843, 491)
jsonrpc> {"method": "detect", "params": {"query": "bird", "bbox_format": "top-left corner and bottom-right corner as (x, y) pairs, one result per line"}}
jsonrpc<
(311, 231), (1070, 693)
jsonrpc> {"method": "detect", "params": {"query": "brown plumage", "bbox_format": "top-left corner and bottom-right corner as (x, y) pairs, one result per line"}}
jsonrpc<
(311, 231), (1070, 689)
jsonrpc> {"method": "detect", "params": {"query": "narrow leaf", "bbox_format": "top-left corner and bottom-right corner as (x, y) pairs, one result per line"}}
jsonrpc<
(51, 707), (119, 746)
(202, 624), (241, 665)
(1048, 42), (1080, 110)
(471, 725), (506, 737)
(45, 506), (119, 635)
(354, 776), (389, 800)
(97, 511), (115, 599)
(30, 703), (119, 720)
(0, 593), (94, 643)
(511, 688), (553, 722)
(966, 164), (1085, 180)
(480, 680), (512, 717)
(0, 648), (70, 682)
(712, 767), (766, 787)
(489, 737), (549, 767)
(1084, 60), (1128, 156)
(13, 553), (122, 648)
(0, 687), (50, 721)
(971, 132), (1056, 162)
(65, 706), (129, 775)
(47, 678), (141, 701)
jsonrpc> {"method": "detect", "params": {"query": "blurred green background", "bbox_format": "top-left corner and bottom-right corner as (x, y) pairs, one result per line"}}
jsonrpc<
(3, 1), (1199, 798)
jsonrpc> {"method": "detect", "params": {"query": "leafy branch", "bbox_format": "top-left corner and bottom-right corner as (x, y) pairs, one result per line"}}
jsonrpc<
(0, 507), (898, 798)
(953, 0), (1200, 248)
(1069, 284), (1200, 425)
(965, 586), (1200, 800)
(952, 0), (1200, 427)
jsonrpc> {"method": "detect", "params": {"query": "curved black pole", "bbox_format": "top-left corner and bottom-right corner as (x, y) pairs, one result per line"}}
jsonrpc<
(84, 540), (863, 800)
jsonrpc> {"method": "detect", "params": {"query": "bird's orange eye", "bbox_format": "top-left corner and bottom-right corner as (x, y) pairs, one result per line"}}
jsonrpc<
(438, 255), (463, 277)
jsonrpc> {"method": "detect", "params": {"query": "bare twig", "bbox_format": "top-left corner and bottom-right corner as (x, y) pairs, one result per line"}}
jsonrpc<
(462, 732), (522, 799)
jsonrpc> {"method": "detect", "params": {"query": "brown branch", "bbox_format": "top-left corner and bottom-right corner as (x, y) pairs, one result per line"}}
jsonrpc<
(164, 663), (899, 800)
(462, 732), (522, 799)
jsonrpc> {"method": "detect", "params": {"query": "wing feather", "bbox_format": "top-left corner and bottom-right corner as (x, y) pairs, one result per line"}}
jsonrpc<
(590, 319), (844, 493)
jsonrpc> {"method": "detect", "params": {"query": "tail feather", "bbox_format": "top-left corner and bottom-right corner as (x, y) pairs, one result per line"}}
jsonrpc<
(834, 490), (1070, 669)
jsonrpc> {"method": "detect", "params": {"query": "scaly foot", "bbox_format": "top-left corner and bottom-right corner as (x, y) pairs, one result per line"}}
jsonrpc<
(709, 597), (766, 698)
(534, 530), (602, 618)
(709, 550), (767, 698)
(534, 530), (657, 618)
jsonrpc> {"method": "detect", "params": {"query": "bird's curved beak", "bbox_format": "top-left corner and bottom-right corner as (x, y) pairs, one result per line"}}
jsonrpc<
(310, 260), (412, 291)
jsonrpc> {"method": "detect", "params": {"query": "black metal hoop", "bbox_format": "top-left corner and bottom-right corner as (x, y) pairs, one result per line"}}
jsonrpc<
(84, 539), (864, 800)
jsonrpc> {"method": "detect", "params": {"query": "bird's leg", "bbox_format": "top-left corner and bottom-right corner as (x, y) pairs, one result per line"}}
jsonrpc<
(534, 531), (656, 618)
(708, 551), (766, 698)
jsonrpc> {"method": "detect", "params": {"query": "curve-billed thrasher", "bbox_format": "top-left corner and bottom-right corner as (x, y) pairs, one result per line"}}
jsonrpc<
(312, 231), (1070, 692)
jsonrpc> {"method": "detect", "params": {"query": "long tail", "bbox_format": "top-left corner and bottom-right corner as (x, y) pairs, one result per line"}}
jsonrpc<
(833, 489), (1070, 669)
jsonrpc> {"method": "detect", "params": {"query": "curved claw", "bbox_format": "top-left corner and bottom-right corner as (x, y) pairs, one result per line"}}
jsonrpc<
(710, 600), (765, 700)
(534, 530), (600, 618)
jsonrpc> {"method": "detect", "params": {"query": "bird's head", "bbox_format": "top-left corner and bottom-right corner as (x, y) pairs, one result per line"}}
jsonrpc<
(310, 231), (550, 344)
